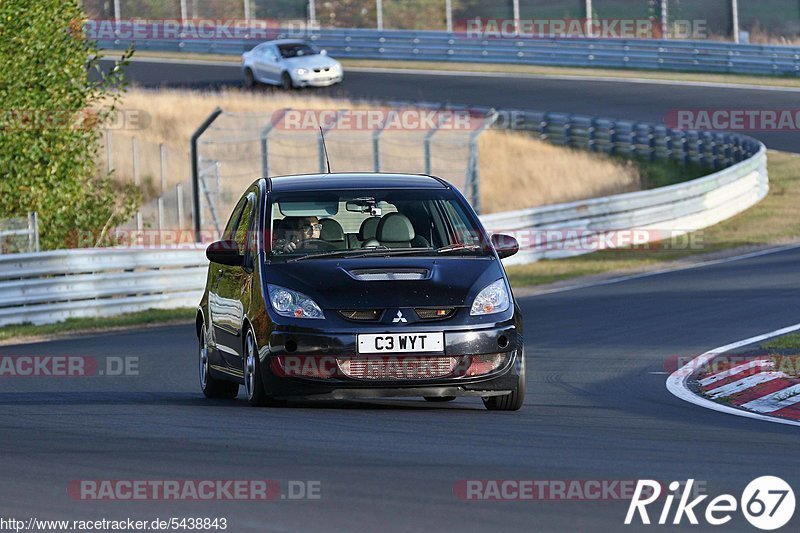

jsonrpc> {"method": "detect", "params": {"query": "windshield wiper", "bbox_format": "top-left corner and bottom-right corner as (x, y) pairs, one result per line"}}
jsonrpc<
(436, 243), (482, 253)
(285, 248), (387, 263)
(285, 246), (435, 262)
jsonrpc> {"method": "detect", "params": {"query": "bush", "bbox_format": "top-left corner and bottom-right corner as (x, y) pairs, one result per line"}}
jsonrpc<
(0, 0), (139, 250)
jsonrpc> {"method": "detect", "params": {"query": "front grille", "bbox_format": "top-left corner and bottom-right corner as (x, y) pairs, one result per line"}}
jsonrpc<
(414, 307), (456, 320)
(338, 309), (382, 321)
(337, 356), (458, 380)
(313, 68), (330, 73)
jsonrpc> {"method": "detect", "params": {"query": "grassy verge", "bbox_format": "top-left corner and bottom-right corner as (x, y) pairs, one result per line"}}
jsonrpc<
(506, 150), (800, 287)
(0, 308), (195, 344)
(127, 50), (800, 90)
(634, 157), (710, 189)
(764, 334), (800, 352)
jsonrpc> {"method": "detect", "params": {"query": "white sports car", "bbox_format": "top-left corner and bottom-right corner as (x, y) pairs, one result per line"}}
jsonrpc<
(242, 39), (343, 89)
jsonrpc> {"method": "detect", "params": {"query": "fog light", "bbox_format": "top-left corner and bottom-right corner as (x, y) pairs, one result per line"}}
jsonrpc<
(465, 353), (505, 376)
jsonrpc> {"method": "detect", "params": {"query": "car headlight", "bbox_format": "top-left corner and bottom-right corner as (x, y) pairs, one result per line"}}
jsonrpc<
(295, 68), (308, 75)
(470, 279), (510, 316)
(268, 285), (324, 319)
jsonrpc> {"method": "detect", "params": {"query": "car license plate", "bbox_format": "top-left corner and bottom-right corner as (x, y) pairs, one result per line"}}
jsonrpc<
(358, 333), (444, 354)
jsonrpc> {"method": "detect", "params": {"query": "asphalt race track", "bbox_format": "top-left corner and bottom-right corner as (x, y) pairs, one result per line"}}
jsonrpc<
(2, 246), (800, 531)
(103, 57), (800, 153)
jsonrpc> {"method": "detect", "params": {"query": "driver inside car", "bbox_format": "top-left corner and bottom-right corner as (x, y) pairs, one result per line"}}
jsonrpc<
(276, 216), (322, 253)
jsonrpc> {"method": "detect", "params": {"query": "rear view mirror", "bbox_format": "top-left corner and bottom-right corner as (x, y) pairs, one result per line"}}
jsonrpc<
(320, 49), (328, 55)
(206, 240), (243, 266)
(491, 234), (519, 259)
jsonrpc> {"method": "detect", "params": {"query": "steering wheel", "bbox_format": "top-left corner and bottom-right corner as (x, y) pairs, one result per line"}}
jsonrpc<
(297, 238), (338, 251)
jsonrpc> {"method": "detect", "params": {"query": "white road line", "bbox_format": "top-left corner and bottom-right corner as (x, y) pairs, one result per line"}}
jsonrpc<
(706, 372), (784, 399)
(666, 322), (800, 428)
(698, 359), (773, 387)
(741, 384), (800, 413)
(343, 67), (800, 94)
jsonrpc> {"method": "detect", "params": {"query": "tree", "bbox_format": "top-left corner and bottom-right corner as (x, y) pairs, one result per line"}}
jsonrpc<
(0, 0), (139, 250)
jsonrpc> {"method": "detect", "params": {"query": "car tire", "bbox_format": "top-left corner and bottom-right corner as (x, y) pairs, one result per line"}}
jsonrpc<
(424, 396), (456, 402)
(243, 68), (256, 89)
(281, 71), (294, 90)
(243, 329), (270, 406)
(483, 351), (525, 411)
(199, 325), (239, 399)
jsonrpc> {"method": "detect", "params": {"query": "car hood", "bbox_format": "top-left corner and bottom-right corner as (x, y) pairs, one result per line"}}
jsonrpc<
(283, 55), (339, 69)
(264, 256), (503, 309)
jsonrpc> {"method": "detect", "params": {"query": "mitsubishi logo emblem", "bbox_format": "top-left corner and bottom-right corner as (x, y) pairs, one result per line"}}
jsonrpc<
(392, 310), (407, 323)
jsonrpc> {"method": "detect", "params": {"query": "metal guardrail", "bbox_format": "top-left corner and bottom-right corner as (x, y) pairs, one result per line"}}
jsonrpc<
(99, 27), (800, 76)
(0, 247), (207, 327)
(481, 144), (767, 265)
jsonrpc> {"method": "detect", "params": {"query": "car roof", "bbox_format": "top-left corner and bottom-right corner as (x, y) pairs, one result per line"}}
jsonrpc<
(264, 39), (309, 47)
(267, 172), (449, 192)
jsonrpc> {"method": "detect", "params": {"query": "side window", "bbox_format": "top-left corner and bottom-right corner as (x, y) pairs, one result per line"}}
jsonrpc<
(440, 201), (479, 245)
(223, 196), (248, 241)
(263, 46), (277, 61)
(234, 194), (256, 256)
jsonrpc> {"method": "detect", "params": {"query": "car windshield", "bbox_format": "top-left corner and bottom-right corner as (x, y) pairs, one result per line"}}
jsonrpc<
(268, 189), (489, 261)
(277, 43), (318, 58)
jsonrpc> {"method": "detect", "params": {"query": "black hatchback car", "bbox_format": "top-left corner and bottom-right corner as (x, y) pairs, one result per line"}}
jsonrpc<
(197, 173), (525, 410)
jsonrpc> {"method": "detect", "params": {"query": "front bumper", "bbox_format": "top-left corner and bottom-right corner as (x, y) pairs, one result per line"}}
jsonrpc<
(260, 322), (522, 399)
(293, 73), (343, 87)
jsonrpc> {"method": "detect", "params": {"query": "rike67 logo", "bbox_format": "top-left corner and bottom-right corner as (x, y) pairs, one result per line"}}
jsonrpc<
(625, 477), (795, 530)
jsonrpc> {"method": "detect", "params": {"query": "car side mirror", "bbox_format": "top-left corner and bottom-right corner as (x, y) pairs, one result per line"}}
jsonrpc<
(491, 234), (519, 259)
(320, 49), (328, 55)
(206, 240), (244, 267)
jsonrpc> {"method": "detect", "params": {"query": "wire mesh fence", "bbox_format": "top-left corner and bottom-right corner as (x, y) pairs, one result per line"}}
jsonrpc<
(100, 130), (193, 236)
(105, 106), (492, 236)
(0, 213), (40, 255)
(192, 107), (492, 232)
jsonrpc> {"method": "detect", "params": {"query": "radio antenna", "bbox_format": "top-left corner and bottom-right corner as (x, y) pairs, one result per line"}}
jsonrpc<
(319, 126), (332, 173)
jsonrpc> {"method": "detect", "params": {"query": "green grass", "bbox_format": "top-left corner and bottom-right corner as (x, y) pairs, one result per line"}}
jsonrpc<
(634, 157), (710, 189)
(763, 333), (800, 351)
(506, 151), (800, 288)
(0, 308), (195, 343)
